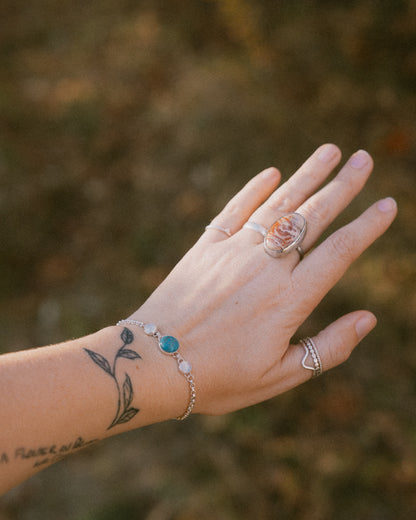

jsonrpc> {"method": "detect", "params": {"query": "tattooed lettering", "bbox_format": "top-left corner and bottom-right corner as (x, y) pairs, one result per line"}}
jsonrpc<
(15, 446), (56, 459)
(84, 327), (141, 429)
(4, 436), (98, 469)
(0, 453), (9, 464)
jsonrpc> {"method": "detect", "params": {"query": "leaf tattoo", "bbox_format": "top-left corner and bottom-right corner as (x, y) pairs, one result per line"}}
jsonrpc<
(123, 373), (133, 409)
(121, 327), (134, 345)
(84, 349), (112, 375)
(84, 328), (142, 429)
(118, 349), (141, 360)
(116, 407), (140, 425)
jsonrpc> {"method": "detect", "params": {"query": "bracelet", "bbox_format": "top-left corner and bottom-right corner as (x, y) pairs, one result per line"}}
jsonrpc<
(116, 319), (196, 420)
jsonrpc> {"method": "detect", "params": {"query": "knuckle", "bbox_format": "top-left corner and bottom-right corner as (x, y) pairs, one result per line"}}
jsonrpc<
(303, 202), (329, 227)
(340, 171), (360, 190)
(267, 195), (293, 214)
(329, 231), (355, 262)
(325, 338), (352, 368)
(222, 198), (241, 217)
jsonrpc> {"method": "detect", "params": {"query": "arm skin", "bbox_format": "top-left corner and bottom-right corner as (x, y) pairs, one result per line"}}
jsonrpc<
(0, 145), (397, 495)
(0, 326), (188, 494)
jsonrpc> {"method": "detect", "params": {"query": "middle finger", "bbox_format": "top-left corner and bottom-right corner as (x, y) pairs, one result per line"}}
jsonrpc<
(245, 143), (341, 232)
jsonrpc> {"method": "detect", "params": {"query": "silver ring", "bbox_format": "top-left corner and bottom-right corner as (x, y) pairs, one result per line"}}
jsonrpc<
(205, 224), (232, 237)
(300, 337), (322, 378)
(242, 221), (267, 237)
(243, 213), (307, 259)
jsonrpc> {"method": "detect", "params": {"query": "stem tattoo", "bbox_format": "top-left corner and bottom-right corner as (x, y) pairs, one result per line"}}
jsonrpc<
(84, 328), (141, 429)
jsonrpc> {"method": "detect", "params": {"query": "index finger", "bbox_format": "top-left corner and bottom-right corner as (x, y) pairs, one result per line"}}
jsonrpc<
(293, 197), (397, 315)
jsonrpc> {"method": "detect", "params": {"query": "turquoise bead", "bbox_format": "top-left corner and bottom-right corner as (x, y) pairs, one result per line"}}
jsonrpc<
(159, 335), (179, 354)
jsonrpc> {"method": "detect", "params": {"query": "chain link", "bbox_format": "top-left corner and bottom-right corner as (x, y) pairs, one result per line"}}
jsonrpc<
(117, 319), (196, 419)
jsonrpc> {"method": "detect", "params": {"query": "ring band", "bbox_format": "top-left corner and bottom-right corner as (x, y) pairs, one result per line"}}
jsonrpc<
(300, 337), (322, 378)
(205, 224), (232, 237)
(243, 213), (307, 259)
(242, 221), (267, 237)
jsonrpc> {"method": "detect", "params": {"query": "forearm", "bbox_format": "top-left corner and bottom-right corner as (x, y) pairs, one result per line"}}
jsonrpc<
(0, 324), (188, 495)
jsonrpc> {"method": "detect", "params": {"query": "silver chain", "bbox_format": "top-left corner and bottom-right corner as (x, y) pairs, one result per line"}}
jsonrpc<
(117, 319), (196, 420)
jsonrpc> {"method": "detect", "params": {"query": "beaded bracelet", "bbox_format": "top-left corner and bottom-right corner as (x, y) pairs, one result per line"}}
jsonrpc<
(116, 319), (196, 420)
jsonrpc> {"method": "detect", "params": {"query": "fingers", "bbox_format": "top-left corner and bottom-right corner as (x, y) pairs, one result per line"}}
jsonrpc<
(298, 150), (374, 251)
(294, 197), (398, 315)
(203, 167), (281, 243)
(246, 144), (342, 229)
(277, 311), (377, 392)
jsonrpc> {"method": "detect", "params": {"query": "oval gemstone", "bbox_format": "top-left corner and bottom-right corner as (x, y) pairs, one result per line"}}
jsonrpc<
(265, 213), (306, 255)
(159, 335), (180, 354)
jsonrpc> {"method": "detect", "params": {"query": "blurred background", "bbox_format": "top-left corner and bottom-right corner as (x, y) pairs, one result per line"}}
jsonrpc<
(0, 0), (415, 518)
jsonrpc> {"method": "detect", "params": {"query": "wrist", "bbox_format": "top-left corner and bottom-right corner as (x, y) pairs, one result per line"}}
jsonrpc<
(105, 323), (193, 426)
(117, 319), (196, 420)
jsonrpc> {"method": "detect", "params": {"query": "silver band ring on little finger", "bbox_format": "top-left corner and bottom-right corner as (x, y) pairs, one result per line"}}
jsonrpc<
(205, 224), (232, 237)
(300, 337), (323, 378)
(243, 212), (307, 259)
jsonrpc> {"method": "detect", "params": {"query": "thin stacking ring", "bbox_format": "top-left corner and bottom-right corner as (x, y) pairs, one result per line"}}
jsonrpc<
(205, 224), (232, 237)
(300, 337), (323, 378)
(243, 221), (267, 237)
(243, 213), (307, 259)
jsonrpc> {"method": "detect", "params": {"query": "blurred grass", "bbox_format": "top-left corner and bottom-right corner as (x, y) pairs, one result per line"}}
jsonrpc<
(0, 0), (415, 518)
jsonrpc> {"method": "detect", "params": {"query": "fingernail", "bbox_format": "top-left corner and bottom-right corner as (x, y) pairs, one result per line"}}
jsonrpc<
(349, 150), (370, 169)
(355, 314), (377, 341)
(317, 144), (339, 163)
(262, 167), (279, 179)
(377, 197), (397, 213)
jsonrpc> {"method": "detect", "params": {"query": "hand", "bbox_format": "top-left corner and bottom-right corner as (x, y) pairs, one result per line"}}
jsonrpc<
(132, 144), (397, 416)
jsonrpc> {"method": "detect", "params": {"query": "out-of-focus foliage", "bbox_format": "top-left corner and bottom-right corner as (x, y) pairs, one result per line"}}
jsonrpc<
(0, 0), (415, 518)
